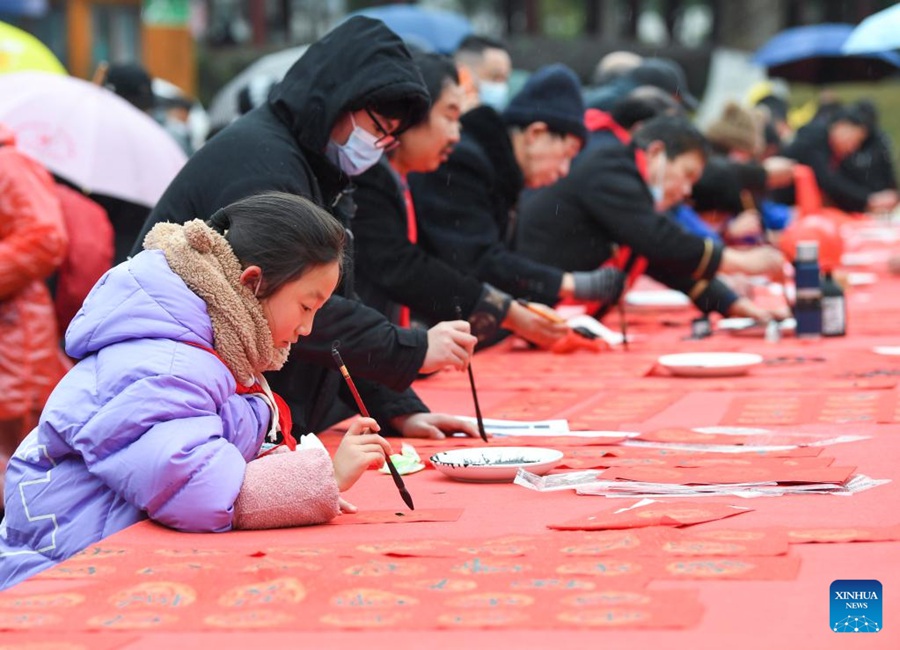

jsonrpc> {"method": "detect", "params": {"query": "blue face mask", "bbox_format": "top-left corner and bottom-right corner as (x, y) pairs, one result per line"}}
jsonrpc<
(478, 80), (509, 111)
(326, 113), (385, 176)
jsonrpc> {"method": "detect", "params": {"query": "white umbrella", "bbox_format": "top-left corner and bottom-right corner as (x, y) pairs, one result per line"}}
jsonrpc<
(844, 4), (900, 54)
(0, 72), (187, 207)
(207, 45), (308, 131)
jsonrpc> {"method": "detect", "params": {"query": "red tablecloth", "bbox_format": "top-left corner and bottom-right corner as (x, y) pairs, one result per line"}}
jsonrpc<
(3, 219), (899, 648)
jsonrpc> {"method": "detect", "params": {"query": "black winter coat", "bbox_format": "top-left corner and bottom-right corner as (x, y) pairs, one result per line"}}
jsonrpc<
(775, 122), (895, 212)
(516, 137), (737, 315)
(131, 17), (432, 433)
(352, 158), (484, 325)
(408, 106), (565, 306)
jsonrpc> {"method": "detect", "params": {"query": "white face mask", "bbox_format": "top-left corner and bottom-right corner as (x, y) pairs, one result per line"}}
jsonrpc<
(326, 113), (385, 176)
(650, 152), (668, 209)
(478, 80), (509, 111)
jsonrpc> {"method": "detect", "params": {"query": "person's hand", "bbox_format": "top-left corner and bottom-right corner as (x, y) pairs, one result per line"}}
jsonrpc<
(338, 497), (357, 514)
(721, 246), (785, 280)
(762, 156), (796, 188)
(502, 301), (568, 349)
(420, 320), (477, 374)
(389, 412), (481, 439)
(867, 189), (899, 214)
(726, 210), (763, 240)
(332, 417), (393, 492)
(726, 297), (790, 323)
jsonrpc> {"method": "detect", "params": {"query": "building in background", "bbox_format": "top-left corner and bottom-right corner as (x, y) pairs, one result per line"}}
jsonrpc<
(1, 0), (895, 101)
(1, 0), (194, 95)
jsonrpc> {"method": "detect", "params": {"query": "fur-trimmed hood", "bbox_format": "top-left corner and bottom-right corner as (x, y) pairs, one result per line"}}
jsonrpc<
(67, 221), (286, 385)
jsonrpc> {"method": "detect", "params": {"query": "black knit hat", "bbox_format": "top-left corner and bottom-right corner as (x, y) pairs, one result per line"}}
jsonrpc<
(629, 58), (699, 111)
(502, 64), (587, 141)
(105, 63), (155, 112)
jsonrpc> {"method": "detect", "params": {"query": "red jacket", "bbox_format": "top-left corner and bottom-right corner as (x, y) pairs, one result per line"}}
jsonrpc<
(51, 184), (114, 333)
(0, 125), (70, 429)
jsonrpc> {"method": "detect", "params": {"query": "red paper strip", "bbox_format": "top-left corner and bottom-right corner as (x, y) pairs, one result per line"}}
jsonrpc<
(328, 508), (463, 525)
(0, 632), (138, 649)
(636, 428), (749, 445)
(720, 392), (898, 426)
(548, 502), (752, 531)
(650, 555), (801, 580)
(781, 524), (900, 543)
(601, 464), (856, 485)
(658, 527), (790, 557)
(671, 456), (835, 469)
(546, 527), (790, 557)
(598, 445), (824, 459)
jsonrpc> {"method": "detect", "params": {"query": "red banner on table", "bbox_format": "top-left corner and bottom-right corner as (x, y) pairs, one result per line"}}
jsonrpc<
(548, 502), (752, 531)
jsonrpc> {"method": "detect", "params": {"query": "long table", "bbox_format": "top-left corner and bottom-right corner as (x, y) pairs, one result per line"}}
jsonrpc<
(2, 221), (899, 649)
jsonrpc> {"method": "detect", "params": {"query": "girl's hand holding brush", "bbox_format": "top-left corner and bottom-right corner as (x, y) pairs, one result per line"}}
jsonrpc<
(332, 417), (393, 493)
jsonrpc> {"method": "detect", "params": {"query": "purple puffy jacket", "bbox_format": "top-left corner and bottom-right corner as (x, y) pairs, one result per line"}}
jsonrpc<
(0, 250), (271, 589)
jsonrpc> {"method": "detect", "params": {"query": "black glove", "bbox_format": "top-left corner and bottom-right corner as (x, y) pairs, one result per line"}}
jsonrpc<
(572, 267), (626, 302)
(468, 284), (513, 343)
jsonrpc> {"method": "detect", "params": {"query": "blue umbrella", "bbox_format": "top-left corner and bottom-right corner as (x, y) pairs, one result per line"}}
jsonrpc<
(753, 23), (900, 84)
(344, 4), (472, 55)
(843, 4), (900, 54)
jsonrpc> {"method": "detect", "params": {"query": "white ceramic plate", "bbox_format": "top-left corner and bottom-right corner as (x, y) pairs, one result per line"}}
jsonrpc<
(717, 317), (796, 337)
(847, 272), (877, 286)
(624, 290), (691, 309)
(658, 352), (764, 377)
(429, 447), (563, 483)
(873, 346), (900, 356)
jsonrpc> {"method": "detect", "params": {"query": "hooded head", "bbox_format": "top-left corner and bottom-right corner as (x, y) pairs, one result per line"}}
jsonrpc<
(267, 17), (430, 154)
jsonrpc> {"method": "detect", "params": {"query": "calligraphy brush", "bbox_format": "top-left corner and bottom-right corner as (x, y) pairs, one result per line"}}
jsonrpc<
(514, 298), (596, 340)
(617, 300), (629, 351)
(454, 300), (488, 442)
(618, 252), (640, 352)
(331, 343), (414, 510)
(740, 190), (791, 317)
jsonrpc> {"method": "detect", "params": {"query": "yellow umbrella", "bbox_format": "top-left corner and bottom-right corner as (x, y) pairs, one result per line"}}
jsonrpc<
(0, 21), (65, 75)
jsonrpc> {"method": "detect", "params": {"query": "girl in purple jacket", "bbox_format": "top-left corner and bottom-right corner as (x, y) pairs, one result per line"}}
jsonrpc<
(0, 192), (392, 589)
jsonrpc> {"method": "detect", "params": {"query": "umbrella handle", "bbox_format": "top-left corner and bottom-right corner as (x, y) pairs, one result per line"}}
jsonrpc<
(92, 61), (109, 86)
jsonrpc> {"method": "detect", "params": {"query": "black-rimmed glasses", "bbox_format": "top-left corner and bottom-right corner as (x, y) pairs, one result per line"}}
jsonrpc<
(365, 107), (399, 151)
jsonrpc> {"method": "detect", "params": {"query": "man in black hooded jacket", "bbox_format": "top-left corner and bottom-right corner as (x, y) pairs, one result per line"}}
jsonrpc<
(132, 17), (478, 439)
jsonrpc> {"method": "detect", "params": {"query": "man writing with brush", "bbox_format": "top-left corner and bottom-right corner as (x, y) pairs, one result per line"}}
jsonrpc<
(133, 18), (481, 441)
(407, 64), (626, 347)
(353, 51), (569, 350)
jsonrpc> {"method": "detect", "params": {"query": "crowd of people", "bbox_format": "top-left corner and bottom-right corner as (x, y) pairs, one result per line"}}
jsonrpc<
(1, 16), (898, 588)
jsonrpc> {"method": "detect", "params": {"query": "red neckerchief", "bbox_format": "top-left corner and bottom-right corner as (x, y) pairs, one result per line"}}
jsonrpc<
(398, 172), (417, 328)
(564, 111), (649, 316)
(183, 341), (296, 451)
(584, 108), (632, 144)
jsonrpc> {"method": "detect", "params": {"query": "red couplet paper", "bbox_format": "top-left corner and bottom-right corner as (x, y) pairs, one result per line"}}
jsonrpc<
(600, 464), (856, 485)
(544, 527), (789, 557)
(781, 524), (900, 544)
(657, 527), (791, 557)
(328, 509), (464, 525)
(649, 555), (801, 580)
(548, 502), (752, 531)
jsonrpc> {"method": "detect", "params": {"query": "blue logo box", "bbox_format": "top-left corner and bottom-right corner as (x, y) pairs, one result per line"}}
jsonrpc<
(830, 579), (882, 632)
